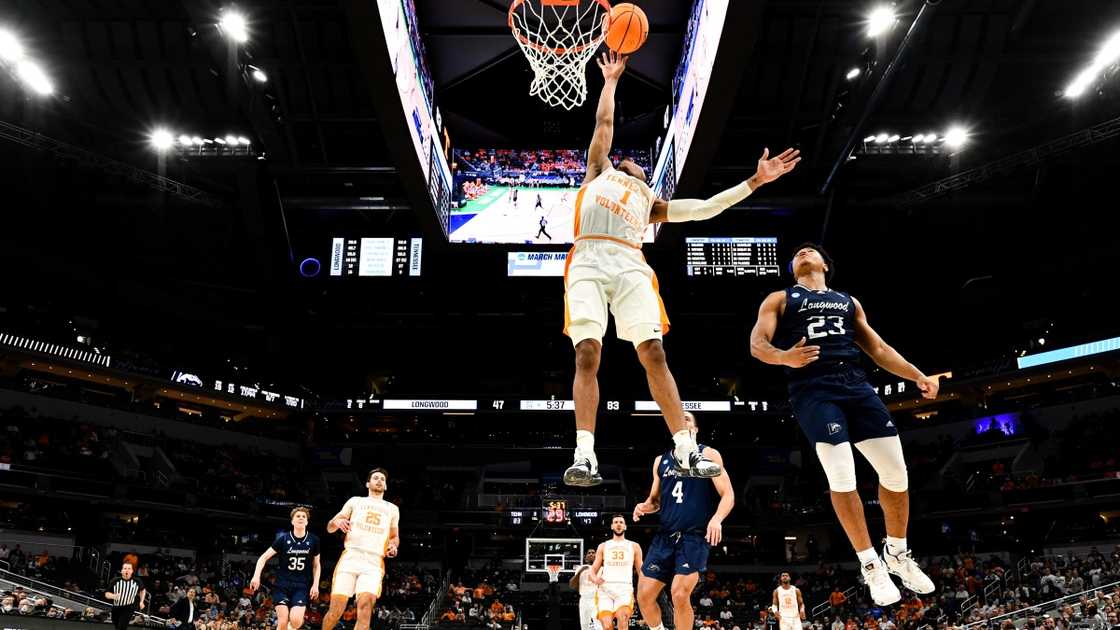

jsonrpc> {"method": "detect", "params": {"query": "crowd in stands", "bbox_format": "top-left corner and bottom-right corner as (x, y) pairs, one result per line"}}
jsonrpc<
(461, 179), (490, 201)
(0, 410), (113, 476)
(438, 569), (521, 629)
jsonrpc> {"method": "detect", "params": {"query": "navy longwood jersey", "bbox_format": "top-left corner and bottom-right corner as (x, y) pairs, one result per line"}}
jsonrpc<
(271, 531), (320, 585)
(657, 446), (717, 533)
(775, 285), (861, 380)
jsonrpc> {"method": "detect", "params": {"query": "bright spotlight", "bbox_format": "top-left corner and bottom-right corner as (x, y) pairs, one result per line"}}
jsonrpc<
(0, 29), (24, 63)
(250, 67), (268, 83)
(863, 135), (876, 143)
(923, 132), (936, 143)
(191, 136), (205, 146)
(867, 6), (896, 38)
(846, 67), (861, 80)
(944, 126), (968, 149)
(178, 135), (193, 146)
(224, 135), (238, 146)
(874, 133), (889, 144)
(1064, 31), (1120, 98)
(888, 134), (900, 142)
(150, 128), (174, 152)
(219, 10), (249, 44)
(16, 61), (53, 95)
(214, 137), (227, 145)
(912, 134), (924, 143)
(236, 136), (251, 145)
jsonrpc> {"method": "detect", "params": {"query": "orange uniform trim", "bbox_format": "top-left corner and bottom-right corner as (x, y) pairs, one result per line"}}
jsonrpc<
(649, 268), (671, 335)
(562, 245), (576, 336)
(573, 234), (642, 249)
(573, 185), (588, 238)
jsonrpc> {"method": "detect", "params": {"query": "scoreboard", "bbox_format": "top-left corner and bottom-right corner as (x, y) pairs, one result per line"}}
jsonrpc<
(329, 237), (422, 277)
(686, 237), (780, 277)
(326, 397), (775, 414)
(506, 501), (604, 527)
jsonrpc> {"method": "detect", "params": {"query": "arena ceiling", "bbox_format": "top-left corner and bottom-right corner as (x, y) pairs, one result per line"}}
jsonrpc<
(1, 0), (1119, 397)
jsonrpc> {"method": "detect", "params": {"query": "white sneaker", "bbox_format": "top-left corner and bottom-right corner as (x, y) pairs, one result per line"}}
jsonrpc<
(563, 449), (602, 487)
(861, 559), (902, 606)
(883, 546), (935, 594)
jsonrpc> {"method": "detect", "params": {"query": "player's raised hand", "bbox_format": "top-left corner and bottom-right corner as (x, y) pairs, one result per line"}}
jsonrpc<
(632, 501), (658, 522)
(782, 337), (820, 368)
(332, 517), (351, 534)
(249, 577), (260, 592)
(753, 147), (801, 185)
(917, 374), (940, 399)
(705, 517), (723, 546)
(596, 49), (628, 82)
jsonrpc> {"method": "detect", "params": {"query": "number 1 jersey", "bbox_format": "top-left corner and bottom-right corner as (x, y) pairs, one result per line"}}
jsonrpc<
(774, 285), (861, 382)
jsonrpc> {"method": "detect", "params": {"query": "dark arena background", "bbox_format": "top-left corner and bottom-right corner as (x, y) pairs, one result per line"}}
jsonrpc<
(3, 1), (1120, 630)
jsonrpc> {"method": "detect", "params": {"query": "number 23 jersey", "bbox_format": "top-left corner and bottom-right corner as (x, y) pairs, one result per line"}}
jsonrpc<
(775, 285), (860, 380)
(339, 496), (400, 556)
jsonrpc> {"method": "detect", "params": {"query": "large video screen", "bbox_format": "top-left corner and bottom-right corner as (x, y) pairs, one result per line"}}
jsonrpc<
(449, 148), (654, 244)
(650, 0), (730, 193)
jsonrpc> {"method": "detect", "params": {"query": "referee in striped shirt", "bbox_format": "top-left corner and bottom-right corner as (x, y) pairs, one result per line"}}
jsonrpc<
(105, 561), (146, 630)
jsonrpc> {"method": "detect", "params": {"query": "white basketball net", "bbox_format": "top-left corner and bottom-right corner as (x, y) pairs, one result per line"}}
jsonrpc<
(546, 564), (563, 583)
(509, 0), (610, 110)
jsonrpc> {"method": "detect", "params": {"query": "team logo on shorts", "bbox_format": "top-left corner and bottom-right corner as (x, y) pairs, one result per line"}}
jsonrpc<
(646, 564), (660, 572)
(885, 420), (895, 428)
(827, 422), (842, 436)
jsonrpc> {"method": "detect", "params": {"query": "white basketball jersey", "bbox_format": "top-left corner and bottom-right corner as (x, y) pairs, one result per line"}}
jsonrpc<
(599, 539), (636, 585)
(339, 496), (399, 555)
(778, 585), (800, 617)
(575, 167), (654, 246)
(577, 565), (597, 598)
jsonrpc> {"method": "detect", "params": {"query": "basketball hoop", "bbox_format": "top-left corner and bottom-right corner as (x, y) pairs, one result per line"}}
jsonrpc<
(546, 562), (563, 583)
(509, 0), (611, 110)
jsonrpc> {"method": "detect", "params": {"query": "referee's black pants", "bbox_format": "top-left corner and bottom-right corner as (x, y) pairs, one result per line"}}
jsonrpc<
(111, 605), (136, 630)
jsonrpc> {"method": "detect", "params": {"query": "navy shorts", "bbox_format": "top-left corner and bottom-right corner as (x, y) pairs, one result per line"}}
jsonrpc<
(641, 531), (709, 584)
(789, 365), (897, 446)
(272, 583), (310, 608)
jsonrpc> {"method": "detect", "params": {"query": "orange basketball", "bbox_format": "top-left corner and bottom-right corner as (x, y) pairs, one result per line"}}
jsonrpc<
(604, 3), (648, 55)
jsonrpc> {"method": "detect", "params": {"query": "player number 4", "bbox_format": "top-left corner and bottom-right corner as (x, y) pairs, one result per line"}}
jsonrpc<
(288, 557), (305, 571)
(671, 481), (684, 504)
(806, 315), (845, 339)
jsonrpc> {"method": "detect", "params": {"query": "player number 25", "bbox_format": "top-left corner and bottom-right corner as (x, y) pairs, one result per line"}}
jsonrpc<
(806, 315), (845, 339)
(287, 557), (305, 571)
(671, 481), (684, 504)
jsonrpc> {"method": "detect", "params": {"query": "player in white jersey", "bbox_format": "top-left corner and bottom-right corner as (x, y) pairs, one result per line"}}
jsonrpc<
(568, 550), (601, 630)
(563, 49), (801, 487)
(771, 573), (804, 630)
(322, 468), (400, 630)
(588, 515), (643, 630)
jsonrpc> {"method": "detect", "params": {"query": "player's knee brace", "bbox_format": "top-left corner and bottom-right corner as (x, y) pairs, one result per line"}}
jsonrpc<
(854, 436), (908, 492)
(814, 442), (857, 493)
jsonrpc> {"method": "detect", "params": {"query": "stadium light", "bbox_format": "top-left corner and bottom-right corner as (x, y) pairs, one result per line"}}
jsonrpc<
(888, 134), (900, 142)
(944, 126), (968, 149)
(191, 136), (205, 146)
(16, 61), (53, 95)
(846, 67), (861, 80)
(911, 134), (924, 143)
(249, 66), (267, 83)
(214, 137), (227, 145)
(1064, 30), (1120, 98)
(150, 128), (174, 152)
(236, 136), (251, 145)
(219, 10), (249, 44)
(874, 133), (889, 144)
(178, 135), (193, 146)
(0, 29), (24, 62)
(863, 135), (876, 142)
(224, 135), (238, 146)
(867, 6), (897, 38)
(922, 132), (936, 143)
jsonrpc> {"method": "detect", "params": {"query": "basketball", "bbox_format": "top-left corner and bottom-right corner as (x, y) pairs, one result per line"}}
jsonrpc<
(604, 3), (648, 54)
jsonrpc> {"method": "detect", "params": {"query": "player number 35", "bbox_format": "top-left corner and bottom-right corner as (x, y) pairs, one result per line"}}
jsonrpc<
(287, 557), (305, 571)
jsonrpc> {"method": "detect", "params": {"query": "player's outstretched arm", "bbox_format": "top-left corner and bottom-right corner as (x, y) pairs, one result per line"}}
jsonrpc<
(750, 292), (820, 368)
(702, 447), (733, 546)
(250, 547), (278, 592)
(649, 148), (800, 224)
(632, 456), (662, 521)
(851, 297), (939, 399)
(584, 50), (627, 185)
